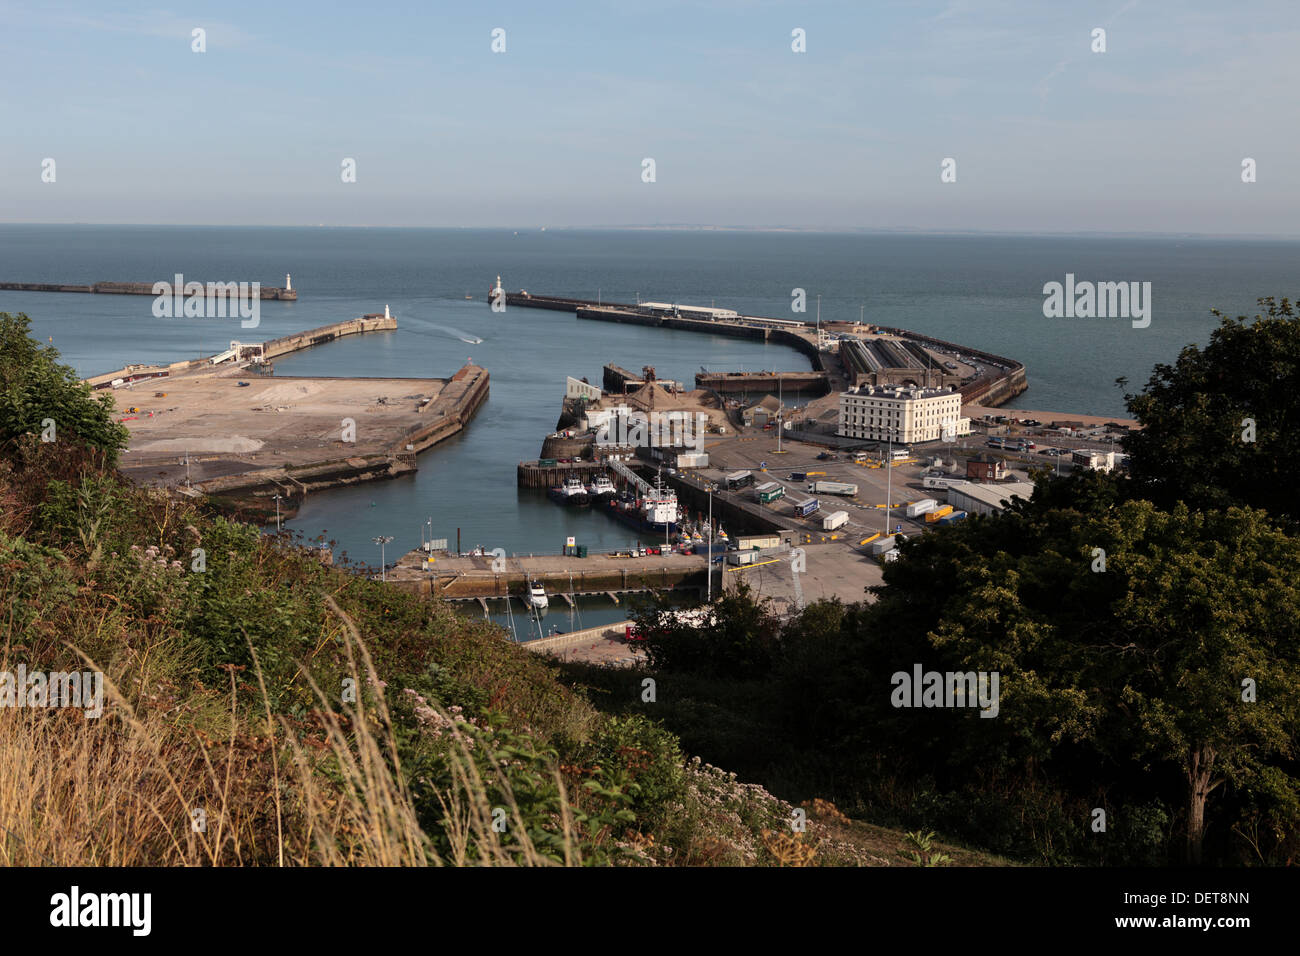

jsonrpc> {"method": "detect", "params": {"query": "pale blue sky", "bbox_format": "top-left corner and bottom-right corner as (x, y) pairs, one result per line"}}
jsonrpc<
(2, 0), (1296, 234)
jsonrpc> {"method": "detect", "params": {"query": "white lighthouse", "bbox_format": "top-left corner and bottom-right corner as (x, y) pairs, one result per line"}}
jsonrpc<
(285, 273), (292, 291)
(384, 304), (391, 319)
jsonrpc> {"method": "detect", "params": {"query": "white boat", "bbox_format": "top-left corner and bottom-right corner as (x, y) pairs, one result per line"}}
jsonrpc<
(528, 581), (548, 609)
(588, 474), (617, 500)
(547, 476), (590, 506)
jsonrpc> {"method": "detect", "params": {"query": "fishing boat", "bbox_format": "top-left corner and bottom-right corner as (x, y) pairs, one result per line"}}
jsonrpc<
(588, 474), (617, 501)
(527, 581), (548, 609)
(547, 475), (590, 507)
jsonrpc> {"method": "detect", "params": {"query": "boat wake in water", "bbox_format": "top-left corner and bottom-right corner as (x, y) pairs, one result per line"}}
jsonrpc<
(408, 320), (484, 345)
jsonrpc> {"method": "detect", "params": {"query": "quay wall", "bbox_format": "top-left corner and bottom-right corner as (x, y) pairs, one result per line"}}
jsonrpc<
(524, 621), (631, 654)
(261, 314), (395, 360)
(389, 565), (703, 600)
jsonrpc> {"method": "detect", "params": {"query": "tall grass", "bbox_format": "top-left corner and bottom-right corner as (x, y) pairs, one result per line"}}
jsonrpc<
(0, 595), (564, 867)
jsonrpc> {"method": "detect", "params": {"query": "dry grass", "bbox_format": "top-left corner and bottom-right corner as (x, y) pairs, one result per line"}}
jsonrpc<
(0, 595), (569, 867)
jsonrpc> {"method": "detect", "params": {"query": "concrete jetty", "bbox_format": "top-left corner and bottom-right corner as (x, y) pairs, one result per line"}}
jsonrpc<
(384, 549), (707, 601)
(85, 314), (395, 390)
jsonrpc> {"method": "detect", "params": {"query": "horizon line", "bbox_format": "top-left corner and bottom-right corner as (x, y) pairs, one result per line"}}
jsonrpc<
(3, 221), (1300, 242)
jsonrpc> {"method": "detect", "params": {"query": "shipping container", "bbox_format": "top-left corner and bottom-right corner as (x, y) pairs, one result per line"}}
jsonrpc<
(925, 505), (955, 523)
(793, 497), (820, 517)
(882, 548), (902, 563)
(538, 458), (557, 467)
(754, 481), (785, 504)
(905, 498), (937, 518)
(788, 472), (806, 482)
(922, 475), (967, 490)
(822, 510), (849, 531)
(938, 510), (968, 525)
(869, 535), (897, 555)
(726, 550), (756, 566)
(809, 480), (858, 496)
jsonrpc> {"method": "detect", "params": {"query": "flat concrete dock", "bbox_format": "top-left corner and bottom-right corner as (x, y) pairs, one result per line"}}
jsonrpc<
(118, 365), (487, 507)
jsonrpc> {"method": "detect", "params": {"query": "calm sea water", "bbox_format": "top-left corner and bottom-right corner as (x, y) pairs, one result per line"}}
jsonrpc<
(3, 225), (1296, 628)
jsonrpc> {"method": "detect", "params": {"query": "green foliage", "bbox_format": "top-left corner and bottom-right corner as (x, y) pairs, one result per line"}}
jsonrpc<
(1122, 295), (1300, 527)
(631, 582), (781, 678)
(583, 714), (686, 829)
(904, 830), (951, 866)
(0, 312), (129, 464)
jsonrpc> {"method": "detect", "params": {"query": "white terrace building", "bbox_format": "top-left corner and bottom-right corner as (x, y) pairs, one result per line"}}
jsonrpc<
(838, 384), (971, 444)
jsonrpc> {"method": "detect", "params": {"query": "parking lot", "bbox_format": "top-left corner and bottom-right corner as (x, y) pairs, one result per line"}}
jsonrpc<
(698, 434), (971, 544)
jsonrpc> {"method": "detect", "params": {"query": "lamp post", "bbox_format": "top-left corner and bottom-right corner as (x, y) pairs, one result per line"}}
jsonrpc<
(373, 535), (393, 582)
(706, 483), (714, 602)
(884, 433), (893, 536)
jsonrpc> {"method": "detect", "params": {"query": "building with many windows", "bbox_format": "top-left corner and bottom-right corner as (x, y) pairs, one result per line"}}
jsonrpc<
(837, 385), (971, 444)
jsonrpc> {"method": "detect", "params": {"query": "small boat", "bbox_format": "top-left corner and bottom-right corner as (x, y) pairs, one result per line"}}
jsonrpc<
(547, 475), (590, 506)
(528, 581), (548, 609)
(588, 474), (617, 501)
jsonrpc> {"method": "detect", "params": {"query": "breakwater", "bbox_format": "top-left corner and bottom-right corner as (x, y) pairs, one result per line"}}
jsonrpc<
(84, 314), (396, 389)
(0, 279), (296, 299)
(504, 290), (1027, 408)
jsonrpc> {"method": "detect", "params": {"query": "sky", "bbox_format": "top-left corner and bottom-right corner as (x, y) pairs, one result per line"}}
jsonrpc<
(1, 0), (1297, 234)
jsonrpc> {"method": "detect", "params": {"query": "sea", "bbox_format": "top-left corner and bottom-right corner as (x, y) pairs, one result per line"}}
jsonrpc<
(3, 225), (1296, 634)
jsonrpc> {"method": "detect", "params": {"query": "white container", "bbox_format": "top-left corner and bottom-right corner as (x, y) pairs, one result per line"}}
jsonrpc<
(822, 510), (849, 531)
(869, 535), (897, 556)
(905, 498), (937, 518)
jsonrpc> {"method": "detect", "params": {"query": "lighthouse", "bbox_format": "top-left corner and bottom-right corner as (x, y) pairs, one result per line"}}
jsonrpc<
(384, 304), (391, 319)
(285, 273), (292, 291)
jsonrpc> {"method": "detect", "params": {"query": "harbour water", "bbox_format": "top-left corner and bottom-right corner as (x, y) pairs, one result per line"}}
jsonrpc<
(4, 225), (1296, 631)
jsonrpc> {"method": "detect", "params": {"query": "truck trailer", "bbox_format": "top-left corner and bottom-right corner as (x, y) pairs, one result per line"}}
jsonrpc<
(808, 480), (858, 496)
(905, 498), (937, 518)
(793, 497), (820, 517)
(822, 510), (849, 531)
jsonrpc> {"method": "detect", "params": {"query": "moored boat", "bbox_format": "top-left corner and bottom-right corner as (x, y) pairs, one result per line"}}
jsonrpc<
(588, 474), (617, 501)
(547, 475), (590, 506)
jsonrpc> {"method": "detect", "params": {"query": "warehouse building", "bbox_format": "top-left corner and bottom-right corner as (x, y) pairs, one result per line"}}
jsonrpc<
(946, 480), (1036, 517)
(838, 384), (971, 444)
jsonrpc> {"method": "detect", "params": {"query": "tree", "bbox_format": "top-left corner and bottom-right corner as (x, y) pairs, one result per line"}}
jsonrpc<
(0, 312), (129, 464)
(1121, 296), (1300, 527)
(863, 490), (1300, 864)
